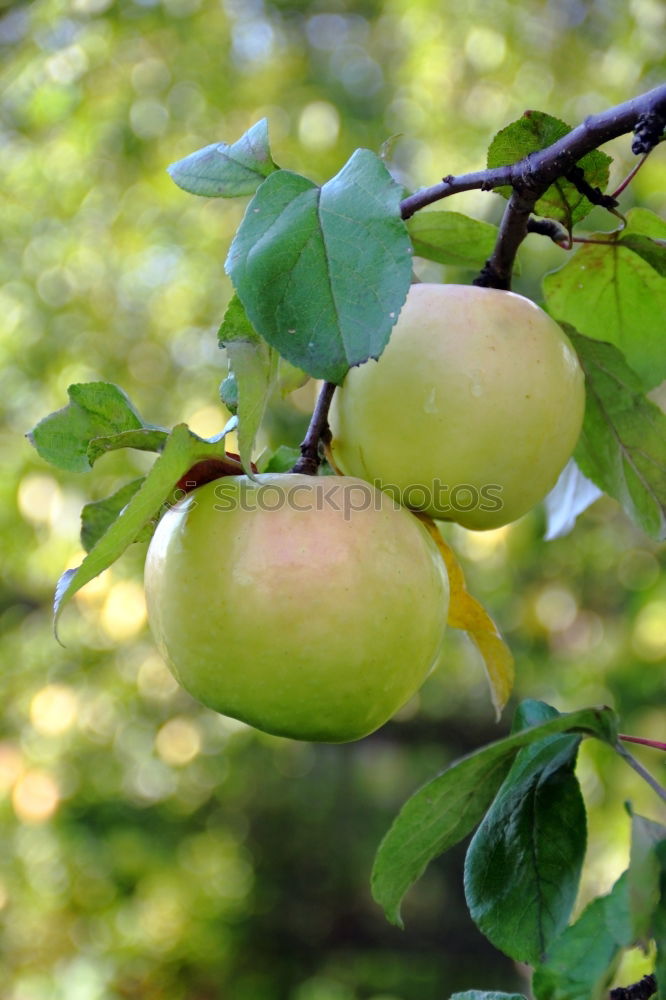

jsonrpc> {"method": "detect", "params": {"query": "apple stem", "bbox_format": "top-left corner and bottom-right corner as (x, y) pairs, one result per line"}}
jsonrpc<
(619, 734), (666, 752)
(291, 380), (337, 475)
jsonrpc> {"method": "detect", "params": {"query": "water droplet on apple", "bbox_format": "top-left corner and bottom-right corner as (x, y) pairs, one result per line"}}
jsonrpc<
(424, 386), (438, 413)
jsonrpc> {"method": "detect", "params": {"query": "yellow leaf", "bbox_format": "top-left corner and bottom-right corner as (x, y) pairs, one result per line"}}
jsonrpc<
(416, 513), (515, 719)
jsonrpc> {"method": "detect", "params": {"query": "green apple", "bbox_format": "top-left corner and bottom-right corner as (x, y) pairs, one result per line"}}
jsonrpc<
(144, 473), (449, 742)
(329, 283), (585, 530)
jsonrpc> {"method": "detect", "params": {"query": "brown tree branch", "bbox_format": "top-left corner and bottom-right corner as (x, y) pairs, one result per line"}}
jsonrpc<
(400, 83), (666, 288)
(291, 381), (336, 475)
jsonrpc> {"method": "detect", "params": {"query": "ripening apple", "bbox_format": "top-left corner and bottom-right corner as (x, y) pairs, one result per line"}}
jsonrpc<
(144, 473), (449, 742)
(329, 283), (585, 530)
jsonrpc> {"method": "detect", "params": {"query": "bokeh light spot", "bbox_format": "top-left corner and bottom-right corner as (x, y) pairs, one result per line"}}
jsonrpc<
(155, 717), (202, 766)
(30, 684), (79, 735)
(298, 102), (340, 152)
(17, 474), (63, 526)
(12, 770), (60, 823)
(632, 600), (666, 660)
(534, 585), (578, 632)
(100, 580), (147, 640)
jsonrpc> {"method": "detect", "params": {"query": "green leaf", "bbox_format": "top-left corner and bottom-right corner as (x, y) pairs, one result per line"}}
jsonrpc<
(451, 993), (527, 1000)
(543, 208), (666, 390)
(407, 211), (500, 268)
(371, 704), (618, 928)
(218, 295), (276, 474)
(464, 705), (587, 965)
(628, 811), (666, 946)
(277, 357), (309, 397)
(226, 149), (412, 384)
(531, 873), (632, 1000)
(167, 119), (278, 198)
(618, 234), (666, 276)
(544, 459), (603, 540)
(568, 328), (666, 540)
(80, 478), (146, 552)
(27, 382), (157, 473)
(87, 428), (169, 466)
(54, 423), (236, 634)
(257, 444), (301, 474)
(487, 111), (611, 227)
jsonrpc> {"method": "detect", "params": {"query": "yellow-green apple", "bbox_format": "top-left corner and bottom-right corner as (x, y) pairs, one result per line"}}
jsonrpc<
(329, 283), (585, 530)
(144, 473), (449, 742)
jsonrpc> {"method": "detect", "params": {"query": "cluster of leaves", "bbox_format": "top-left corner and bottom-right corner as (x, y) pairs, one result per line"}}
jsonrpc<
(27, 105), (666, 997)
(373, 699), (666, 1000)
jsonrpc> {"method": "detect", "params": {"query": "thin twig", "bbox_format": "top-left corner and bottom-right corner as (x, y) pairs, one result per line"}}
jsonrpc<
(611, 153), (650, 198)
(619, 734), (666, 752)
(615, 741), (666, 804)
(399, 83), (666, 287)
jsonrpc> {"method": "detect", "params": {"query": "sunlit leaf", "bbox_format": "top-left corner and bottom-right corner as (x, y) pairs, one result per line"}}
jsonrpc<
(619, 234), (666, 276)
(27, 382), (162, 473)
(167, 119), (278, 197)
(543, 208), (666, 390)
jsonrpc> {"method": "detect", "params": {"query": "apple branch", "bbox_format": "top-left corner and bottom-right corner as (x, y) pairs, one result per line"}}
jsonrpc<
(399, 83), (666, 289)
(291, 380), (336, 475)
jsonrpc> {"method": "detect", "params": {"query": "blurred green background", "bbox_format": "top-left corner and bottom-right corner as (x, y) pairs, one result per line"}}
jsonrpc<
(2, 0), (665, 997)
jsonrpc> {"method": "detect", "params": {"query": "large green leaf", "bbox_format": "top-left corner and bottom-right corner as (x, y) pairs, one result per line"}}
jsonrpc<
(407, 211), (500, 268)
(226, 149), (412, 384)
(167, 119), (278, 197)
(487, 111), (611, 228)
(27, 382), (164, 473)
(569, 329), (666, 540)
(464, 704), (586, 965)
(371, 704), (618, 928)
(54, 422), (237, 635)
(531, 873), (632, 1000)
(543, 208), (666, 390)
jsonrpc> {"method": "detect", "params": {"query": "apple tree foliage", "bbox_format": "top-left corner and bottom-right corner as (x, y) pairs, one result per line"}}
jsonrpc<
(28, 90), (666, 999)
